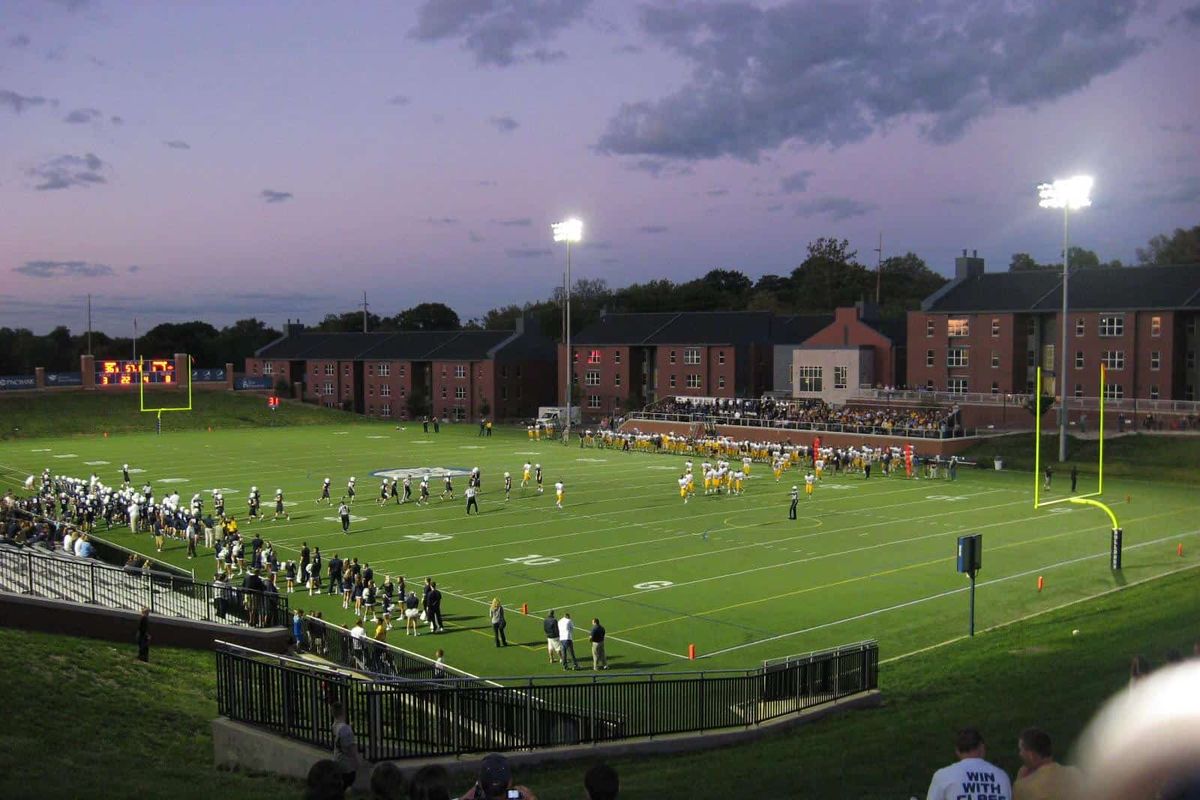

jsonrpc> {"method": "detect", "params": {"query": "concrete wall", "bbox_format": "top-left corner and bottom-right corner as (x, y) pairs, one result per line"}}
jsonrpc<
(789, 347), (873, 405)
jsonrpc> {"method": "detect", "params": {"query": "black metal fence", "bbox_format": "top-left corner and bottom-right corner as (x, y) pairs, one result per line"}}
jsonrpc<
(0, 545), (288, 628)
(215, 639), (878, 760)
(301, 617), (486, 684)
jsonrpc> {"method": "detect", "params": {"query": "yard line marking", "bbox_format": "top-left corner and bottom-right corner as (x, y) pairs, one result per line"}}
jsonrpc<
(698, 527), (1200, 659)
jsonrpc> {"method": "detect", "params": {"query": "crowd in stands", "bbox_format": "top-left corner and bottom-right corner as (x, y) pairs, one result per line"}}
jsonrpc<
(646, 396), (962, 435)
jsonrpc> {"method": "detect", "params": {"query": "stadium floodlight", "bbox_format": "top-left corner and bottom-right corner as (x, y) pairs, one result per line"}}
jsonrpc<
(551, 218), (583, 439)
(1037, 175), (1093, 463)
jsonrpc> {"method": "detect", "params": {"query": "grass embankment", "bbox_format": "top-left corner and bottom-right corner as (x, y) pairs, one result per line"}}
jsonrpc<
(961, 432), (1200, 484)
(0, 390), (362, 439)
(2, 566), (1195, 799)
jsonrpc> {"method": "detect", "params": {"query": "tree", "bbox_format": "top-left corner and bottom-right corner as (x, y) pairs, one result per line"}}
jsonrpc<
(139, 321), (220, 365)
(1136, 224), (1200, 266)
(790, 237), (871, 311)
(481, 305), (524, 330)
(214, 318), (282, 366)
(878, 253), (948, 316)
(316, 311), (382, 332)
(1009, 253), (1044, 272)
(389, 302), (460, 331)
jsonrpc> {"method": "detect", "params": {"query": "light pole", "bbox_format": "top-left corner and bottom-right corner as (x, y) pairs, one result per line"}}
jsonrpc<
(551, 217), (583, 439)
(1038, 175), (1093, 463)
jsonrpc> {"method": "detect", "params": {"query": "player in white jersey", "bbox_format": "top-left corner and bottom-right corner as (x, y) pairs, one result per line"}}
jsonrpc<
(805, 472), (815, 497)
(678, 475), (690, 503)
(705, 468), (717, 495)
(732, 470), (744, 495)
(521, 462), (532, 488)
(554, 480), (564, 509)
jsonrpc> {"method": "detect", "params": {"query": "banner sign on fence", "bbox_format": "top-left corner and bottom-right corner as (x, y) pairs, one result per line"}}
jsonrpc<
(0, 375), (37, 391)
(234, 376), (274, 391)
(45, 371), (83, 387)
(192, 367), (227, 383)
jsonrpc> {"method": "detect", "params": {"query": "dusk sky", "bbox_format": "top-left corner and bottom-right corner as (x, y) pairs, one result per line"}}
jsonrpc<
(3, 0), (1198, 335)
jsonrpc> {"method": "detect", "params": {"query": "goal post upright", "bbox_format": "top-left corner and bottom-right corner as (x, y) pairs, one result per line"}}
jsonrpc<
(139, 354), (193, 414)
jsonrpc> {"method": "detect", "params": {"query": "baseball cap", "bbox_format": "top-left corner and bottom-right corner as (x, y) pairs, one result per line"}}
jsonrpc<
(478, 753), (511, 795)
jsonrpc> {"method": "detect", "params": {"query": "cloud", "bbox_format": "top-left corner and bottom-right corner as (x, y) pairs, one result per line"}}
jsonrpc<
(505, 247), (552, 259)
(613, 43), (642, 55)
(468, 231), (485, 243)
(582, 240), (612, 251)
(0, 90), (52, 113)
(638, 225), (669, 234)
(766, 203), (784, 212)
(626, 157), (694, 178)
(795, 196), (876, 220)
(780, 169), (815, 194)
(63, 107), (102, 124)
(477, 179), (498, 187)
(492, 217), (532, 227)
(47, 0), (92, 11)
(387, 94), (412, 106)
(411, 0), (591, 67)
(14, 260), (116, 279)
(1181, 3), (1200, 25)
(705, 188), (728, 197)
(110, 115), (122, 125)
(127, 265), (141, 273)
(488, 115), (519, 132)
(260, 189), (293, 203)
(28, 153), (108, 190)
(424, 216), (459, 226)
(164, 140), (191, 149)
(597, 1), (1147, 161)
(1143, 176), (1200, 207)
(9, 34), (31, 48)
(1160, 123), (1196, 135)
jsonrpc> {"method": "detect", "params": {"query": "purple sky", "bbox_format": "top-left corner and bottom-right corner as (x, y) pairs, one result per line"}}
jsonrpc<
(2, 0), (1198, 335)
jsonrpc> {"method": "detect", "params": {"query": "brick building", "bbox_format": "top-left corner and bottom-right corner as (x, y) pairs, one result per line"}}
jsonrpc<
(908, 254), (1200, 401)
(788, 302), (907, 403)
(245, 318), (556, 420)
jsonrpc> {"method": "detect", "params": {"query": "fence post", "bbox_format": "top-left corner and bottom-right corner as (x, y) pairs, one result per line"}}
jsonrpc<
(148, 572), (155, 613)
(26, 552), (34, 594)
(589, 675), (597, 742)
(648, 673), (655, 740)
(526, 678), (533, 749)
(89, 561), (96, 603)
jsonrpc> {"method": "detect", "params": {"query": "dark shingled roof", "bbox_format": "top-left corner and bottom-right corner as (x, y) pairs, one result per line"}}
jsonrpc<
(926, 264), (1200, 312)
(575, 311), (825, 346)
(257, 329), (518, 361)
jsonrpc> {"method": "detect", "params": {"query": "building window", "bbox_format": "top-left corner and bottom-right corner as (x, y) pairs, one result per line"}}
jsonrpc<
(368, 386), (374, 397)
(1103, 384), (1124, 400)
(669, 350), (677, 364)
(948, 378), (968, 394)
(1099, 314), (1124, 337)
(1188, 351), (1196, 369)
(991, 381), (1000, 394)
(926, 349), (935, 368)
(1027, 317), (1037, 336)
(669, 374), (677, 388)
(1027, 350), (1036, 367)
(717, 351), (725, 365)
(948, 318), (969, 337)
(324, 364), (334, 376)
(378, 363), (390, 377)
(500, 365), (508, 379)
(796, 366), (823, 393)
(684, 348), (701, 365)
(1026, 380), (1035, 393)
(262, 362), (275, 376)
(1150, 385), (1159, 400)
(991, 319), (1000, 337)
(926, 379), (935, 391)
(500, 386), (508, 400)
(1186, 385), (1195, 401)
(588, 350), (602, 364)
(454, 407), (467, 421)
(588, 394), (601, 409)
(614, 351), (621, 365)
(614, 373), (621, 387)
(380, 384), (391, 397)
(452, 365), (465, 379)
(718, 376), (726, 389)
(1076, 318), (1085, 337)
(441, 386), (446, 399)
(381, 403), (391, 418)
(452, 386), (464, 399)
(322, 382), (334, 396)
(585, 370), (600, 386)
(1151, 351), (1161, 371)
(686, 374), (701, 389)
(572, 350), (579, 363)
(1150, 316), (1162, 338)
(947, 347), (969, 368)
(926, 318), (935, 337)
(1075, 352), (1084, 370)
(834, 365), (847, 389)
(1074, 383), (1083, 398)
(1188, 320), (1197, 336)
(1101, 351), (1125, 371)
(991, 352), (1000, 369)
(344, 365), (350, 376)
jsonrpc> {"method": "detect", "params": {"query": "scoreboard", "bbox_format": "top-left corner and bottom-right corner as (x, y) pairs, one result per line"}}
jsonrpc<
(96, 359), (176, 386)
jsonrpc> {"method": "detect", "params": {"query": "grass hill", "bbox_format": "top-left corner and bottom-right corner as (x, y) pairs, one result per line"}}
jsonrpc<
(960, 432), (1200, 484)
(0, 389), (362, 439)
(1, 565), (1194, 799)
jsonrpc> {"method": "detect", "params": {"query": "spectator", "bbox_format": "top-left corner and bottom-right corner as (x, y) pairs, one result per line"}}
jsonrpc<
(590, 617), (608, 670)
(330, 702), (361, 792)
(136, 607), (151, 663)
(490, 598), (508, 647)
(543, 610), (560, 664)
(370, 762), (406, 800)
(426, 581), (444, 633)
(1014, 727), (1082, 800)
(409, 764), (451, 800)
(350, 618), (367, 669)
(293, 608), (306, 652)
(558, 612), (580, 671)
(460, 753), (536, 800)
(433, 648), (446, 679)
(584, 763), (619, 800)
(926, 727), (1012, 800)
(307, 758), (348, 800)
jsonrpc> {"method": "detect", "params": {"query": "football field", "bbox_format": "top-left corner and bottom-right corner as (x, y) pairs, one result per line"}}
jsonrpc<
(2, 422), (1197, 676)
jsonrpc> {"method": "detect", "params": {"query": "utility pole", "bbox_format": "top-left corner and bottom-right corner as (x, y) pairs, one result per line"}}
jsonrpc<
(86, 294), (93, 356)
(361, 292), (369, 333)
(873, 233), (883, 305)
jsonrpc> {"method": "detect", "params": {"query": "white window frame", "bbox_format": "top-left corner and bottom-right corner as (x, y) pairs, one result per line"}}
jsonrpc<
(685, 374), (701, 389)
(588, 394), (601, 409)
(926, 349), (935, 368)
(946, 347), (969, 368)
(1075, 351), (1084, 370)
(1103, 383), (1124, 400)
(1101, 351), (1125, 371)
(717, 351), (725, 365)
(454, 386), (466, 400)
(1150, 316), (1162, 338)
(684, 348), (701, 365)
(947, 318), (969, 338)
(585, 370), (600, 386)
(454, 365), (466, 379)
(833, 365), (847, 389)
(380, 384), (391, 397)
(947, 377), (968, 394)
(1099, 314), (1124, 337)
(1150, 351), (1161, 371)
(796, 366), (823, 393)
(990, 352), (1000, 369)
(991, 319), (1000, 337)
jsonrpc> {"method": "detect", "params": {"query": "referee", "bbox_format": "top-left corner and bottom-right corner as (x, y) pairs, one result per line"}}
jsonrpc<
(788, 485), (799, 520)
(465, 484), (479, 515)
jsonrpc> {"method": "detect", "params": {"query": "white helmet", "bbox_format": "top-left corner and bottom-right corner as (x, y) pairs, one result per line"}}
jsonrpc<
(252, 486), (257, 492)
(123, 463), (129, 469)
(350, 477), (356, 482)
(504, 471), (510, 477)
(276, 489), (282, 495)
(535, 463), (541, 468)
(793, 485), (798, 490)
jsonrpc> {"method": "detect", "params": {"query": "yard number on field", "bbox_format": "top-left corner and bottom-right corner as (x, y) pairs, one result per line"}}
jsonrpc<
(633, 580), (674, 590)
(504, 554), (560, 566)
(926, 495), (968, 501)
(405, 532), (454, 543)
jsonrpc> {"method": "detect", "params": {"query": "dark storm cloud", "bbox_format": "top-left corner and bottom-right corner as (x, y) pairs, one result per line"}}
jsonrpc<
(0, 90), (52, 113)
(492, 217), (532, 227)
(597, 0), (1147, 161)
(638, 225), (669, 234)
(261, 189), (293, 203)
(15, 260), (116, 279)
(795, 196), (876, 220)
(1144, 176), (1200, 207)
(505, 247), (552, 258)
(164, 140), (191, 149)
(64, 107), (102, 124)
(411, 0), (592, 67)
(1181, 3), (1200, 25)
(28, 153), (108, 190)
(626, 157), (694, 178)
(488, 115), (519, 132)
(780, 169), (815, 194)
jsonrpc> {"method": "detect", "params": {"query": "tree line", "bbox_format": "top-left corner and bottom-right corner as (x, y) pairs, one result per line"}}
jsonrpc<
(3, 224), (1195, 376)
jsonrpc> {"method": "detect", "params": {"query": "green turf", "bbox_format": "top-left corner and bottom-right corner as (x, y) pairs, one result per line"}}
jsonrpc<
(2, 419), (1196, 679)
(961, 432), (1200, 485)
(0, 389), (359, 439)
(3, 563), (1196, 799)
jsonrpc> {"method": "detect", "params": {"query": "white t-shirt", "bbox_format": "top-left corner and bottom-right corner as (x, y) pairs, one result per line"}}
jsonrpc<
(926, 757), (1012, 800)
(557, 616), (573, 642)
